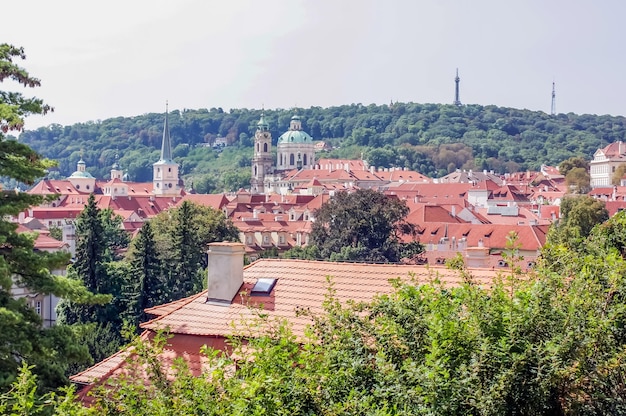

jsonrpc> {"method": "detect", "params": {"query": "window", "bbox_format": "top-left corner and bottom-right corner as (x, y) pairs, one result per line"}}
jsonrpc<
(86, 185), (90, 190)
(156, 183), (160, 188)
(168, 167), (171, 172)
(34, 301), (42, 315)
(303, 153), (308, 166)
(263, 235), (270, 244)
(279, 235), (285, 244)
(290, 154), (295, 165)
(250, 278), (277, 296)
(168, 183), (173, 188)
(263, 143), (268, 152)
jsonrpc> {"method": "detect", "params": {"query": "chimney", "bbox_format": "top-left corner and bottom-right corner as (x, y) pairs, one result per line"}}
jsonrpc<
(206, 242), (245, 305)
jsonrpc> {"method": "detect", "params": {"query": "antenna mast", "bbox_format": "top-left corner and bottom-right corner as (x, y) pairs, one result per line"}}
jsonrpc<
(550, 81), (556, 116)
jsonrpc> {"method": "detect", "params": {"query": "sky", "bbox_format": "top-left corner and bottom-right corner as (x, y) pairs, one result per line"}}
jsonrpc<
(4, 0), (626, 130)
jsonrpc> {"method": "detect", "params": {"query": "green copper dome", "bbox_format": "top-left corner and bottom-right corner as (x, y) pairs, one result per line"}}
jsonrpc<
(69, 171), (95, 179)
(277, 130), (313, 144)
(277, 114), (313, 144)
(69, 159), (95, 179)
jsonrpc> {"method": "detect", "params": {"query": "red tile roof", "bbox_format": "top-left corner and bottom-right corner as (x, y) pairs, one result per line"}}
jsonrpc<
(70, 258), (509, 391)
(413, 222), (549, 251)
(176, 193), (230, 210)
(140, 259), (500, 339)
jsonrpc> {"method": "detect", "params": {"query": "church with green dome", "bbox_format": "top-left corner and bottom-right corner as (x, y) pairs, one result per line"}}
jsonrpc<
(251, 113), (316, 194)
(276, 115), (315, 171)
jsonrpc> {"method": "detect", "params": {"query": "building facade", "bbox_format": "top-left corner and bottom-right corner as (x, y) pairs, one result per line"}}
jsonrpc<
(590, 141), (626, 188)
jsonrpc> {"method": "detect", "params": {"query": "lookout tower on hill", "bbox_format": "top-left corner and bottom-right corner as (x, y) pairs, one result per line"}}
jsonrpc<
(453, 68), (462, 106)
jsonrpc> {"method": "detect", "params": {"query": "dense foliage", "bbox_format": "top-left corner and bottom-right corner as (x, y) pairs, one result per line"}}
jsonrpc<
(149, 201), (240, 300)
(17, 103), (626, 191)
(0, 44), (98, 392)
(56, 200), (240, 374)
(6, 211), (626, 414)
(305, 189), (421, 262)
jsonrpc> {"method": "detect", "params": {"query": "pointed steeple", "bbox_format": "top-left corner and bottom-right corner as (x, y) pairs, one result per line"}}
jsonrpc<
(152, 101), (180, 195)
(159, 101), (173, 162)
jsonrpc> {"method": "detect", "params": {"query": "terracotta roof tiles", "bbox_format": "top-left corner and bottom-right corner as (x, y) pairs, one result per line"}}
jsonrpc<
(140, 259), (499, 339)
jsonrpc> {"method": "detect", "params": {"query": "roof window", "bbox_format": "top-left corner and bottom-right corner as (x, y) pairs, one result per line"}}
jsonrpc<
(250, 278), (277, 296)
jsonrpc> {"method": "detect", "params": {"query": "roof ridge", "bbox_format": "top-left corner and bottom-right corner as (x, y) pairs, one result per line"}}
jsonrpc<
(142, 290), (208, 324)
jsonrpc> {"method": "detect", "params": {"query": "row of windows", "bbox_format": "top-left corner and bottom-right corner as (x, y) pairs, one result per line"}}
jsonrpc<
(590, 164), (617, 174)
(278, 153), (312, 166)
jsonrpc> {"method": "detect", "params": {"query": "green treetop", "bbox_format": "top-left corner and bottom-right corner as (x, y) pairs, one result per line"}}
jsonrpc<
(309, 188), (420, 262)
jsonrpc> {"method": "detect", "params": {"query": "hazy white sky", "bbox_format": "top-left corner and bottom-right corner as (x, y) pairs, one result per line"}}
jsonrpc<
(5, 0), (626, 129)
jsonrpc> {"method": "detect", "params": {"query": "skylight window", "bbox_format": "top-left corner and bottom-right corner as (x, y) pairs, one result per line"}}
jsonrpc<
(250, 278), (277, 296)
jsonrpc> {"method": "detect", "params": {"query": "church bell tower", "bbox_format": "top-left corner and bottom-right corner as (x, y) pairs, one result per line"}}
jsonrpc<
(251, 113), (273, 194)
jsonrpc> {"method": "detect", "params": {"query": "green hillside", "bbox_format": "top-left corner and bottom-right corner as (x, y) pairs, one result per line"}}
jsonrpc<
(18, 103), (626, 192)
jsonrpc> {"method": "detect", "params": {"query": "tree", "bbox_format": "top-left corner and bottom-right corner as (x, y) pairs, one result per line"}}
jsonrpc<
(565, 166), (591, 194)
(56, 195), (110, 326)
(151, 201), (239, 301)
(124, 221), (165, 328)
(99, 208), (130, 261)
(560, 195), (609, 238)
(0, 44), (96, 391)
(310, 189), (419, 262)
(558, 156), (588, 176)
(612, 163), (626, 185)
(14, 223), (626, 414)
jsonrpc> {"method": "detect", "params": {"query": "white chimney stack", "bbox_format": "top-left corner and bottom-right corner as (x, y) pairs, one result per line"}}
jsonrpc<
(206, 242), (245, 305)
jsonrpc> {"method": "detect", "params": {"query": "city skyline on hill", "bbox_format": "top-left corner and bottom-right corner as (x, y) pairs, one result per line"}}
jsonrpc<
(6, 0), (626, 130)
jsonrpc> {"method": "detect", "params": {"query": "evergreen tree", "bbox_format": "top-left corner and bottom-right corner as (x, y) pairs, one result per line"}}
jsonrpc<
(151, 201), (239, 301)
(171, 201), (203, 300)
(125, 221), (165, 327)
(0, 44), (97, 390)
(99, 207), (130, 261)
(57, 194), (108, 325)
(75, 194), (106, 293)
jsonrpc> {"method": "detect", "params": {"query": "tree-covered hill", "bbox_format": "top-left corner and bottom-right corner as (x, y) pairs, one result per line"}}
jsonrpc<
(17, 103), (626, 192)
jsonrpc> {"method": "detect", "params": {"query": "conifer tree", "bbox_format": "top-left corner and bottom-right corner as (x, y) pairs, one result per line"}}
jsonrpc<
(0, 44), (97, 390)
(56, 194), (108, 325)
(125, 221), (165, 327)
(170, 201), (203, 300)
(150, 201), (239, 301)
